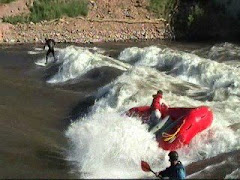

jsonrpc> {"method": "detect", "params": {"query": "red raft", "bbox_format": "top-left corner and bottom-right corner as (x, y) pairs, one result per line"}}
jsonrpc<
(127, 106), (213, 150)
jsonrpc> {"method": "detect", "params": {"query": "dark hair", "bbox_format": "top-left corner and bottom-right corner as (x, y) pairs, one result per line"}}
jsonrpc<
(157, 90), (163, 94)
(168, 151), (178, 161)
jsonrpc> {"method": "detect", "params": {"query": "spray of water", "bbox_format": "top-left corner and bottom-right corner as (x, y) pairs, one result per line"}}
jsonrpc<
(33, 43), (240, 178)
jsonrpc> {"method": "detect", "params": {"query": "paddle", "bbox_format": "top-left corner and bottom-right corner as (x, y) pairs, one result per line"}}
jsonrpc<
(141, 161), (158, 177)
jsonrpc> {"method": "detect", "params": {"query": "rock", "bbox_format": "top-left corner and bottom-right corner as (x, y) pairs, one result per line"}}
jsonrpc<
(124, 9), (131, 18)
(9, 39), (15, 43)
(0, 31), (2, 42)
(89, 0), (97, 9)
(59, 18), (65, 23)
(135, 0), (142, 7)
(26, 0), (34, 7)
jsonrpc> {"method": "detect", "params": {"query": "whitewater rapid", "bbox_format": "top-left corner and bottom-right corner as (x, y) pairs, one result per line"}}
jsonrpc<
(36, 42), (240, 178)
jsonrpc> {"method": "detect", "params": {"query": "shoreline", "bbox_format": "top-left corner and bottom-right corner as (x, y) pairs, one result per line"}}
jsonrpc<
(0, 0), (169, 45)
(0, 17), (168, 45)
(0, 38), (172, 50)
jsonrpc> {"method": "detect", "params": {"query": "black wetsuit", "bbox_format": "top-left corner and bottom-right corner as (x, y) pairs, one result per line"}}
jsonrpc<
(44, 39), (56, 64)
(159, 161), (186, 180)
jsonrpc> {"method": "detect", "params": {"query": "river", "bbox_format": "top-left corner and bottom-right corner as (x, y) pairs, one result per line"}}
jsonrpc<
(0, 41), (239, 179)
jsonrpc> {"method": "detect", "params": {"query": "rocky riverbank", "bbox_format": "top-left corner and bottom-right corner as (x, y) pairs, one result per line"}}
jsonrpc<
(1, 17), (166, 44)
(0, 0), (167, 44)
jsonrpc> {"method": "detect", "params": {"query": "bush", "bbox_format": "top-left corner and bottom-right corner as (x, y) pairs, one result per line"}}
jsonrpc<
(0, 0), (16, 4)
(187, 5), (204, 27)
(148, 0), (176, 20)
(3, 15), (26, 24)
(3, 0), (88, 24)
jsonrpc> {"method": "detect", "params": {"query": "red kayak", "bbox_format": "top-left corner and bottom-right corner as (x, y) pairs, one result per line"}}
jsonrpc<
(127, 105), (213, 150)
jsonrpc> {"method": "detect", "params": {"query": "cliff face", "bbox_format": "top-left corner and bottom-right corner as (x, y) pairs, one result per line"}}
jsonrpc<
(171, 0), (240, 41)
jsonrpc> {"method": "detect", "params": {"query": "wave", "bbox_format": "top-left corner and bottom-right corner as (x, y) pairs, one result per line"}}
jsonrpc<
(34, 43), (240, 178)
(193, 42), (240, 62)
(35, 44), (240, 101)
(65, 112), (163, 178)
(118, 45), (240, 101)
(225, 168), (240, 179)
(45, 46), (130, 83)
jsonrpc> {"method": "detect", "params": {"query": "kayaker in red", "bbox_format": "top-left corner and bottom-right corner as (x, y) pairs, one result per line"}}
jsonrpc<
(127, 91), (213, 150)
(149, 90), (169, 130)
(151, 90), (168, 115)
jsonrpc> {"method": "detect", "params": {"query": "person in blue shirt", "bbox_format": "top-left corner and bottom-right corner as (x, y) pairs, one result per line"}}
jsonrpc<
(157, 151), (186, 179)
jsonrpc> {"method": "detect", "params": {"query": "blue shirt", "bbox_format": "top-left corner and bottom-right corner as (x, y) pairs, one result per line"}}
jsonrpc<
(159, 161), (186, 179)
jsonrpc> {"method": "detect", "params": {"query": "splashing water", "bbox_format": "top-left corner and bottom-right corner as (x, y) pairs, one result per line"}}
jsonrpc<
(33, 43), (240, 178)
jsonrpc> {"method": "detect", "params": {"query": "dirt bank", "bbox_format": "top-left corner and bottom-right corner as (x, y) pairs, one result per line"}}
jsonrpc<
(0, 0), (167, 44)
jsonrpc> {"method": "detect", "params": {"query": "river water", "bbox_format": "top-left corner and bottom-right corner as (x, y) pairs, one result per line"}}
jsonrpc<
(0, 41), (239, 179)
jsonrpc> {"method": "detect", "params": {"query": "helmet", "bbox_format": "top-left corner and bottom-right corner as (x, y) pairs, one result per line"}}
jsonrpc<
(168, 151), (178, 161)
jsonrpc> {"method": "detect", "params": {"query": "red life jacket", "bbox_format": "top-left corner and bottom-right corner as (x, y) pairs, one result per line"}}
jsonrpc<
(151, 94), (169, 117)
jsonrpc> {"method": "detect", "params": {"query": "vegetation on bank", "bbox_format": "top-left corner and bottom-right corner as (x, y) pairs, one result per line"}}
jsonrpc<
(187, 5), (204, 27)
(3, 0), (88, 24)
(149, 0), (240, 41)
(148, 0), (176, 21)
(174, 1), (240, 40)
(0, 0), (15, 4)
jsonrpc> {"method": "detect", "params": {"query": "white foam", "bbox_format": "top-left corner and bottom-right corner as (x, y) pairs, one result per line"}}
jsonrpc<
(45, 46), (130, 83)
(185, 126), (239, 161)
(225, 168), (240, 179)
(118, 46), (240, 101)
(94, 66), (202, 113)
(192, 42), (240, 63)
(208, 42), (240, 61)
(65, 112), (164, 178)
(28, 50), (42, 55)
(35, 56), (56, 66)
(64, 45), (240, 178)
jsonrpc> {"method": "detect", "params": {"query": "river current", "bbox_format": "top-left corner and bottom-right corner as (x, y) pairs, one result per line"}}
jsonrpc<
(0, 41), (239, 179)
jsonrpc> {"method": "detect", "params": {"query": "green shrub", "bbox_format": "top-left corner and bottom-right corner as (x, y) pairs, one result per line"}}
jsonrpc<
(3, 15), (26, 24)
(188, 14), (194, 27)
(3, 0), (88, 24)
(0, 0), (16, 4)
(148, 0), (176, 19)
(187, 5), (204, 27)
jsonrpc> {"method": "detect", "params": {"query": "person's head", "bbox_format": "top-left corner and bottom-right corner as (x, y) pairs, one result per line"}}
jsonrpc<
(157, 90), (163, 95)
(168, 151), (178, 164)
(152, 90), (163, 98)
